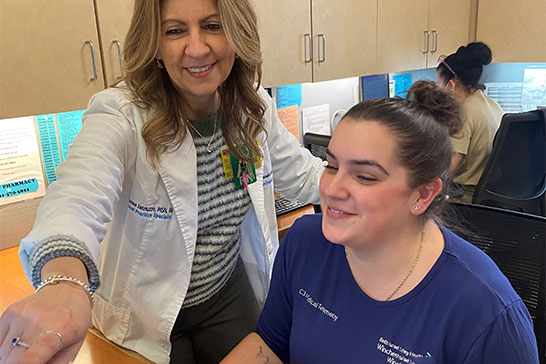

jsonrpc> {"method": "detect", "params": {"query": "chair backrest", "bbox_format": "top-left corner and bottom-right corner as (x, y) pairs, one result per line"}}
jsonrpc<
(445, 202), (546, 362)
(303, 132), (331, 161)
(472, 109), (546, 216)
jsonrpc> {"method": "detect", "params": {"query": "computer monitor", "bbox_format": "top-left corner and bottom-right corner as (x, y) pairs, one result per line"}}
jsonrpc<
(361, 74), (390, 100)
(303, 132), (330, 160)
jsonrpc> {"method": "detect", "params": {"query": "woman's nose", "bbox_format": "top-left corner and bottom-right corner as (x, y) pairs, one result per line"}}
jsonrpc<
(322, 171), (350, 200)
(185, 31), (210, 58)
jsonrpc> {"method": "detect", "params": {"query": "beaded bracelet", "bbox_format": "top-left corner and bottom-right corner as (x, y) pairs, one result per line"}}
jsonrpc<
(34, 275), (95, 307)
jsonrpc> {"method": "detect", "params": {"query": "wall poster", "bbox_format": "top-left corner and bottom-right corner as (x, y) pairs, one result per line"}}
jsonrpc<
(0, 116), (46, 206)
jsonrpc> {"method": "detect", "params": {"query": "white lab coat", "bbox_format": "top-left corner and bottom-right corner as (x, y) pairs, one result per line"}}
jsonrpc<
(19, 85), (324, 363)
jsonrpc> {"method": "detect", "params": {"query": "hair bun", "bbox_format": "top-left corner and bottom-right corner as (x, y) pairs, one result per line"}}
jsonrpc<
(457, 41), (492, 67)
(406, 80), (462, 136)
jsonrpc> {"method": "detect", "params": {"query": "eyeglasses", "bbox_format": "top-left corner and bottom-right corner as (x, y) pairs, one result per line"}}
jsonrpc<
(437, 55), (457, 77)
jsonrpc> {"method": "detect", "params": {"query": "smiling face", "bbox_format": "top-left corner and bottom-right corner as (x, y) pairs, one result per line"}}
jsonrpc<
(157, 0), (236, 109)
(320, 119), (422, 248)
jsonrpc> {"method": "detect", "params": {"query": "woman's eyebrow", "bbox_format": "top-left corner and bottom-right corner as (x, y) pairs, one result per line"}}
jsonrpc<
(350, 159), (390, 176)
(161, 13), (220, 26)
(325, 149), (389, 175)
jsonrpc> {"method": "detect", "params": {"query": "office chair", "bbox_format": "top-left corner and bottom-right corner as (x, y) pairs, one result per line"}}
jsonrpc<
(445, 202), (546, 363)
(302, 132), (331, 213)
(302, 132), (331, 161)
(472, 109), (546, 216)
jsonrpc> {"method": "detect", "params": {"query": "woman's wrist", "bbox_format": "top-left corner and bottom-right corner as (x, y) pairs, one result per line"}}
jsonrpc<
(35, 275), (95, 307)
(40, 256), (90, 284)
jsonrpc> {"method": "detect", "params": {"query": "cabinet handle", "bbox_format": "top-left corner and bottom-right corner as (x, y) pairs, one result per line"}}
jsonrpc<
(431, 30), (438, 53)
(85, 40), (98, 81)
(112, 40), (125, 77)
(304, 33), (312, 63)
(422, 31), (430, 54)
(318, 34), (326, 63)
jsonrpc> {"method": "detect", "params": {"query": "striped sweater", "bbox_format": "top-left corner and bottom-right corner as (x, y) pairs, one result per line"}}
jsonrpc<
(182, 117), (251, 307)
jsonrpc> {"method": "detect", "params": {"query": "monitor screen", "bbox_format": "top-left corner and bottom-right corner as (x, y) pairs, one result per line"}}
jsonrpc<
(361, 74), (389, 100)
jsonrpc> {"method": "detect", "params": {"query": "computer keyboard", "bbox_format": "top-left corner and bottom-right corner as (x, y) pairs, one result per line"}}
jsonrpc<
(274, 196), (309, 216)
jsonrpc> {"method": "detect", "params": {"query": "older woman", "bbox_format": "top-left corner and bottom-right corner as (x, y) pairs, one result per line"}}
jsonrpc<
(0, 0), (324, 363)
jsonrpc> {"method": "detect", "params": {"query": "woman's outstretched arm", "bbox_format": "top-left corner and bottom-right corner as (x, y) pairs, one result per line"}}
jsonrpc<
(220, 332), (283, 364)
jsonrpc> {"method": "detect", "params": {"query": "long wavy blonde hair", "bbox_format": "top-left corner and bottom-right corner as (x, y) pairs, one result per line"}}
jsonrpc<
(122, 0), (266, 166)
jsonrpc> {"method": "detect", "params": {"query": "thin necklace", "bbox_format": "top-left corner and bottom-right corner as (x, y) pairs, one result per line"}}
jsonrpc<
(345, 226), (425, 301)
(186, 114), (217, 153)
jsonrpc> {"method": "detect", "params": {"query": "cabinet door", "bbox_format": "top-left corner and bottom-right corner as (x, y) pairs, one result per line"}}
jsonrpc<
(0, 0), (105, 119)
(427, 0), (472, 67)
(377, 0), (429, 74)
(94, 0), (135, 87)
(251, 0), (313, 87)
(477, 0), (546, 62)
(312, 0), (377, 82)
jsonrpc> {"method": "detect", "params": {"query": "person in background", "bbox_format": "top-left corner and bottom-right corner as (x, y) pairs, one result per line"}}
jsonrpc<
(221, 80), (539, 364)
(436, 41), (504, 202)
(0, 0), (324, 363)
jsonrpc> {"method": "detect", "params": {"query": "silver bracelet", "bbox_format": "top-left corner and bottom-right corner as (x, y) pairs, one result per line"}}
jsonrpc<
(34, 275), (95, 307)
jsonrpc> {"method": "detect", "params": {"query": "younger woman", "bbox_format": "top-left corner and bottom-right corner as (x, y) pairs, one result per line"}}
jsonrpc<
(222, 80), (538, 364)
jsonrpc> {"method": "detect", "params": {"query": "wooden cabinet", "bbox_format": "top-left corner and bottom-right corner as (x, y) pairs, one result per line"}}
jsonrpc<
(94, 0), (134, 87)
(376, 0), (473, 73)
(0, 1), (132, 249)
(477, 0), (546, 63)
(0, 0), (133, 119)
(251, 0), (313, 87)
(377, 0), (429, 73)
(252, 0), (376, 87)
(0, 0), (106, 119)
(427, 0), (474, 66)
(311, 0), (377, 82)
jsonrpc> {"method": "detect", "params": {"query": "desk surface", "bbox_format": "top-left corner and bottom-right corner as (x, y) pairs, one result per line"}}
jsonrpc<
(277, 205), (316, 239)
(0, 246), (152, 364)
(0, 206), (314, 363)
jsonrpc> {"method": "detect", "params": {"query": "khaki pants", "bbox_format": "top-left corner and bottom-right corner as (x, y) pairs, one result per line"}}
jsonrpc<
(449, 184), (476, 204)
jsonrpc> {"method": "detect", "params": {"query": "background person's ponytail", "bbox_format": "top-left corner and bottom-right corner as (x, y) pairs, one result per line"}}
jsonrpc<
(437, 41), (493, 91)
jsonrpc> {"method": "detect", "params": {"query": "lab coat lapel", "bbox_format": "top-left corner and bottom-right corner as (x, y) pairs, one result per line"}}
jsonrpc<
(157, 138), (198, 261)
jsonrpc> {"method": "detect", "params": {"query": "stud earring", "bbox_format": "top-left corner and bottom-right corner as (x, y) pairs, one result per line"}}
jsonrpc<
(156, 59), (164, 69)
(413, 205), (421, 211)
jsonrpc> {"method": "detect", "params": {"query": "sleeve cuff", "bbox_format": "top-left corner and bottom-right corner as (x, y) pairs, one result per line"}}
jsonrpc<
(29, 235), (100, 292)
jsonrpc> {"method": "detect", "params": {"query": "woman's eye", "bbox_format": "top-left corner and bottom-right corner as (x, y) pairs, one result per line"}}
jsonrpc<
(204, 23), (221, 31)
(325, 164), (338, 172)
(357, 175), (377, 183)
(165, 29), (183, 35)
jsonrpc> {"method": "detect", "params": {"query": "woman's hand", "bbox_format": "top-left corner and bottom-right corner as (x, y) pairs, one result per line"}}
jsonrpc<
(0, 256), (93, 364)
(0, 283), (92, 364)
